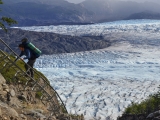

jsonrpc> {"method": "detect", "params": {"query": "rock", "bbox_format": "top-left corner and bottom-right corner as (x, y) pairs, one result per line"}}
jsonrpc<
(4, 89), (9, 92)
(10, 89), (16, 97)
(6, 107), (19, 117)
(9, 97), (21, 108)
(34, 109), (44, 114)
(57, 113), (71, 120)
(2, 84), (9, 89)
(0, 101), (9, 108)
(0, 74), (6, 84)
(3, 117), (7, 120)
(147, 110), (160, 120)
(24, 109), (46, 119)
(153, 117), (160, 120)
(117, 114), (146, 120)
(0, 84), (3, 91)
(17, 94), (28, 102)
(2, 84), (9, 93)
(0, 93), (6, 102)
(7, 92), (11, 101)
(0, 107), (2, 116)
(47, 116), (57, 120)
(19, 114), (27, 120)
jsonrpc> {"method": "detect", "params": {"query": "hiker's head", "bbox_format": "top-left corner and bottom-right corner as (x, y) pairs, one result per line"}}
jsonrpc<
(18, 44), (25, 51)
(21, 38), (28, 43)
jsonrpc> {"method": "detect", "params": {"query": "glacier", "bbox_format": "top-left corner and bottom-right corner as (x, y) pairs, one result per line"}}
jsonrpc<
(21, 19), (160, 120)
(19, 19), (160, 36)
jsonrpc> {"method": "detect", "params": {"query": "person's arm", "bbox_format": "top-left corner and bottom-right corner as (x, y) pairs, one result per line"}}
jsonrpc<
(15, 51), (24, 62)
(23, 49), (31, 59)
(19, 51), (24, 57)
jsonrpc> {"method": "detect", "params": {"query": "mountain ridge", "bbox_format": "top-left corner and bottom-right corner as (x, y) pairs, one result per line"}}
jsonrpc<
(1, 0), (160, 26)
(0, 29), (110, 55)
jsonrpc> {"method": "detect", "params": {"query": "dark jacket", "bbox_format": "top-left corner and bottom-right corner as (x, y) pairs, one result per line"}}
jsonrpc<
(19, 48), (36, 60)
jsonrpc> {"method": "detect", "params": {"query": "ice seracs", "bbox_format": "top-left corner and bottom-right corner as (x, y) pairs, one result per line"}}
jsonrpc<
(19, 19), (160, 36)
(32, 19), (160, 120)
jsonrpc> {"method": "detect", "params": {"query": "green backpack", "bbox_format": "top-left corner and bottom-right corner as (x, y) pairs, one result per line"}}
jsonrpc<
(22, 38), (42, 58)
(26, 42), (42, 58)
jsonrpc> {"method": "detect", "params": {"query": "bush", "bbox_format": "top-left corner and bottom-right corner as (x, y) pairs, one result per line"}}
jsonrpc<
(124, 91), (160, 115)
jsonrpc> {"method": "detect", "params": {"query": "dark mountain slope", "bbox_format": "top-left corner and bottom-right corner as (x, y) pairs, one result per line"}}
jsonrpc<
(0, 29), (110, 55)
(126, 11), (160, 20)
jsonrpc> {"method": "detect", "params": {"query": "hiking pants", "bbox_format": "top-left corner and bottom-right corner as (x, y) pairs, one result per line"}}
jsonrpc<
(25, 59), (36, 78)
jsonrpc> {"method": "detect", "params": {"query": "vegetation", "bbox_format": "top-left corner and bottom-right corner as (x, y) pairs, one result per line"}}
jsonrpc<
(0, 52), (48, 84)
(124, 90), (160, 115)
(0, 0), (17, 32)
(35, 91), (43, 99)
(0, 51), (84, 119)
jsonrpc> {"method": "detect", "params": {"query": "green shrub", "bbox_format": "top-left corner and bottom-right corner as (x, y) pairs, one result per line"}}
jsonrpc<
(124, 92), (160, 115)
(35, 91), (43, 99)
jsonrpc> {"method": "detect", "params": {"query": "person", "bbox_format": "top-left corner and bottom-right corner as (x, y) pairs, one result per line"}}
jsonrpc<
(18, 44), (37, 78)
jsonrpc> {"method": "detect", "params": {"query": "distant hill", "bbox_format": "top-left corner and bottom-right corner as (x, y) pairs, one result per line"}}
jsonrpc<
(125, 11), (160, 20)
(0, 29), (110, 55)
(80, 0), (160, 22)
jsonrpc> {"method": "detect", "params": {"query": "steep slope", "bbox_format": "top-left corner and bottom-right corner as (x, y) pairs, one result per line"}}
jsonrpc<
(0, 48), (84, 119)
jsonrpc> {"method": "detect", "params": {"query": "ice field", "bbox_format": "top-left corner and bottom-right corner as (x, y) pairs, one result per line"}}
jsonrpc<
(22, 19), (160, 120)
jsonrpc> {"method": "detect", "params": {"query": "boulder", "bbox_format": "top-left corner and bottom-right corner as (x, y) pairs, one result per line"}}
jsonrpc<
(10, 89), (16, 97)
(0, 74), (6, 84)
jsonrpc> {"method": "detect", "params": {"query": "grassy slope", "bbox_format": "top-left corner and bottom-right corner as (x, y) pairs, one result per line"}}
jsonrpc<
(0, 54), (47, 84)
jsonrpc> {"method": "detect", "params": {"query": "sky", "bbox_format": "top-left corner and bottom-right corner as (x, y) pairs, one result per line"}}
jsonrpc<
(65, 0), (85, 3)
(66, 0), (159, 4)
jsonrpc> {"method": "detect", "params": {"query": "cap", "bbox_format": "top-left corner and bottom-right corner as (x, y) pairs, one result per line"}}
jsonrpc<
(21, 38), (28, 42)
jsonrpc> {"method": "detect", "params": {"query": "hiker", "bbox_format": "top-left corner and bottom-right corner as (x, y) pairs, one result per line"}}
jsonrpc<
(18, 44), (37, 78)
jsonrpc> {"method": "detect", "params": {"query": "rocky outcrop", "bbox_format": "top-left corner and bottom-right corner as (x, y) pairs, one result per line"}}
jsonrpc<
(0, 73), (84, 120)
(117, 110), (160, 120)
(0, 73), (48, 120)
(117, 114), (147, 120)
(146, 110), (160, 120)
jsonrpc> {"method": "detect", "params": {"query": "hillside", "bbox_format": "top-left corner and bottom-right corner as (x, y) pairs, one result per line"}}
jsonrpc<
(0, 29), (110, 55)
(0, 45), (84, 119)
(0, 72), (84, 119)
(0, 73), (58, 120)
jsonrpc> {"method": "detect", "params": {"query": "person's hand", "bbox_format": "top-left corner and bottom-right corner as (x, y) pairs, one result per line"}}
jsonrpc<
(21, 58), (24, 61)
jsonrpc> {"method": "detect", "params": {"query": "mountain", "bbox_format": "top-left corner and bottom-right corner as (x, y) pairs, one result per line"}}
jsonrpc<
(1, 0), (93, 26)
(0, 29), (110, 55)
(1, 0), (160, 26)
(125, 11), (160, 20)
(80, 0), (160, 22)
